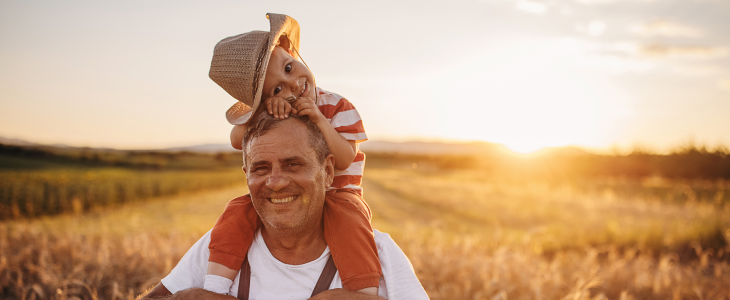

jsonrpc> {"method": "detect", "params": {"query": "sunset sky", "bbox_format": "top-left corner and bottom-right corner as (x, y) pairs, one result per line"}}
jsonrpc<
(1, 0), (728, 153)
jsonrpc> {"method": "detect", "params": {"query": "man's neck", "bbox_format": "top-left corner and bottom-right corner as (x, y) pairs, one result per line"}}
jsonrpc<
(260, 221), (328, 265)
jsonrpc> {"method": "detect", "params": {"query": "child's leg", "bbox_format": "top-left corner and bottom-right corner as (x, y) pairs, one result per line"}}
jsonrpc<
(230, 124), (247, 150)
(323, 190), (382, 291)
(205, 194), (262, 293)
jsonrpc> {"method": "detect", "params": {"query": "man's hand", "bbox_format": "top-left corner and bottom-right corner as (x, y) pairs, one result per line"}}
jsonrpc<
(138, 284), (236, 300)
(308, 289), (385, 300)
(266, 96), (294, 119)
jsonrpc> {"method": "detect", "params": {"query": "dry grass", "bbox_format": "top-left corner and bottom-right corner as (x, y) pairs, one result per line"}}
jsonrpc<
(401, 230), (730, 300)
(1, 185), (249, 300)
(2, 168), (729, 299)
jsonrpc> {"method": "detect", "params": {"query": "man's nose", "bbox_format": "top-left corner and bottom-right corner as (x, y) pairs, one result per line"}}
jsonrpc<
(265, 170), (290, 191)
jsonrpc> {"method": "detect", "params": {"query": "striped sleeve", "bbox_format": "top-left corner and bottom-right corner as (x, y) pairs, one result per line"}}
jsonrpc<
(317, 89), (368, 143)
(317, 88), (367, 190)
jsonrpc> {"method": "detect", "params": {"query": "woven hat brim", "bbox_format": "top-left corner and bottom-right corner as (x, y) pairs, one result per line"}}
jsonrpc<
(224, 13), (301, 125)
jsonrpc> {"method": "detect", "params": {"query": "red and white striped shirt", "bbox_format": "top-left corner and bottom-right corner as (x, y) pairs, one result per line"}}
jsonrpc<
(316, 87), (367, 193)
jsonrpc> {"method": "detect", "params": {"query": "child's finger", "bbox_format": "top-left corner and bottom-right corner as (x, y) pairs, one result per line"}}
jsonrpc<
(284, 103), (292, 118)
(295, 102), (313, 113)
(266, 100), (273, 115)
(277, 100), (287, 119)
(298, 108), (314, 117)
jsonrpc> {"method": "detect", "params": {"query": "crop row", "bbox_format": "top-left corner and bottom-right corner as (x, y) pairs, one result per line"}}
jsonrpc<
(0, 169), (245, 219)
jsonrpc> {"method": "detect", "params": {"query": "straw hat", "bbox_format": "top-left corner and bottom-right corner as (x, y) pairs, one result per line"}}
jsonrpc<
(209, 13), (301, 125)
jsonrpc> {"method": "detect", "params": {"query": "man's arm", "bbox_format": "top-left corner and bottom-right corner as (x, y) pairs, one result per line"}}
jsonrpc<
(308, 289), (385, 300)
(138, 283), (236, 300)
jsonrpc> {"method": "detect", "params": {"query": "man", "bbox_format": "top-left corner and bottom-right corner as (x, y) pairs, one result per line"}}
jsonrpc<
(140, 113), (429, 299)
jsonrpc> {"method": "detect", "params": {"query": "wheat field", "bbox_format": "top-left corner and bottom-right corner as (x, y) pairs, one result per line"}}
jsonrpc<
(2, 167), (729, 299)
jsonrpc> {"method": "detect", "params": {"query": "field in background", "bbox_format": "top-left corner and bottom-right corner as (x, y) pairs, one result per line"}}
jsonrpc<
(2, 163), (729, 300)
(0, 144), (245, 219)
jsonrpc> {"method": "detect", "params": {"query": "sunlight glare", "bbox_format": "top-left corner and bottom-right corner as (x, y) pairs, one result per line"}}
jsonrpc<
(422, 37), (631, 152)
(504, 141), (546, 154)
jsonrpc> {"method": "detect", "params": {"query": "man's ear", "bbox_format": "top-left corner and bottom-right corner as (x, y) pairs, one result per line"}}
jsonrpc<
(323, 154), (335, 188)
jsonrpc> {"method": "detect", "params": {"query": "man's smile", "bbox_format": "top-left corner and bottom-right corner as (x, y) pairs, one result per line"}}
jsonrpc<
(270, 195), (297, 204)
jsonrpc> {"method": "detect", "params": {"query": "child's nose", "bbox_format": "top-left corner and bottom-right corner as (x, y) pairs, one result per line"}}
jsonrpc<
(287, 78), (301, 96)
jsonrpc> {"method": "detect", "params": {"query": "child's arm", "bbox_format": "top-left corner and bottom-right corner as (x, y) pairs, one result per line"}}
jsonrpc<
(230, 94), (291, 151)
(207, 261), (238, 280)
(292, 97), (357, 170)
(230, 124), (248, 151)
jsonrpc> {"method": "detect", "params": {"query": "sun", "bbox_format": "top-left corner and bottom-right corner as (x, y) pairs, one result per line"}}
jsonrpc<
(503, 142), (546, 154)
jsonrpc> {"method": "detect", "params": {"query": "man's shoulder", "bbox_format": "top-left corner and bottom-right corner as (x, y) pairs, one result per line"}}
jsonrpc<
(371, 229), (430, 299)
(372, 229), (396, 251)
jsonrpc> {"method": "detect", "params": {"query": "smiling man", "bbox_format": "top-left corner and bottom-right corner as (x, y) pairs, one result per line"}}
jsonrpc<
(140, 113), (428, 300)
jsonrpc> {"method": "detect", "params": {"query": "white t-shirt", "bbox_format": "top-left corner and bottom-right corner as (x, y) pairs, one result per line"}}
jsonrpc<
(161, 229), (429, 300)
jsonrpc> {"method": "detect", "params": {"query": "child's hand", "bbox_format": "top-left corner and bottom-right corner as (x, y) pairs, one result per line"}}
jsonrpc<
(292, 97), (325, 125)
(265, 96), (293, 119)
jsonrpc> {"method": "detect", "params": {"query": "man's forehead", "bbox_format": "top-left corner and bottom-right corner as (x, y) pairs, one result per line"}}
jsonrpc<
(246, 120), (314, 162)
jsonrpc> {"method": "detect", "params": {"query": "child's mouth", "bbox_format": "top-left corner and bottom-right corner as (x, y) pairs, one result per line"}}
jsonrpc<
(299, 81), (308, 97)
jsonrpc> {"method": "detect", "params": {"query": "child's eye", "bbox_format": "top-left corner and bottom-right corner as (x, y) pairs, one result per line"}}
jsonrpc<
(285, 63), (292, 73)
(274, 86), (282, 95)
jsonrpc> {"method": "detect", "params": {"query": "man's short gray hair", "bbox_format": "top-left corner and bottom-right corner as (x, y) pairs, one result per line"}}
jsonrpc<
(242, 113), (330, 168)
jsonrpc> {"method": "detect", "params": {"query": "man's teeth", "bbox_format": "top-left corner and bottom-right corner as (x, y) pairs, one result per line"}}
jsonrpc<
(300, 82), (306, 96)
(271, 196), (295, 203)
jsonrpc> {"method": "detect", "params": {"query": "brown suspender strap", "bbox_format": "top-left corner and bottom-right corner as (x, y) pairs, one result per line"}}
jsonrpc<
(236, 254), (338, 299)
(237, 255), (251, 300)
(311, 255), (337, 297)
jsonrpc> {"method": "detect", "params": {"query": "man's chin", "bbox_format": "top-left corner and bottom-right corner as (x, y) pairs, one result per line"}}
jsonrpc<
(263, 218), (304, 230)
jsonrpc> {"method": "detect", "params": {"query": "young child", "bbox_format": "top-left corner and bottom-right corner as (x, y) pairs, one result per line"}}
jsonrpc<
(205, 13), (381, 295)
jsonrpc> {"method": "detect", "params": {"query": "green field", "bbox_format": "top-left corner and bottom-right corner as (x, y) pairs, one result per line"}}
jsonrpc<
(0, 168), (245, 219)
(0, 144), (245, 219)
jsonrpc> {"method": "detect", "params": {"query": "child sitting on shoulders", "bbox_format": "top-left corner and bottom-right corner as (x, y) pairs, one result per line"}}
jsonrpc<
(204, 13), (380, 296)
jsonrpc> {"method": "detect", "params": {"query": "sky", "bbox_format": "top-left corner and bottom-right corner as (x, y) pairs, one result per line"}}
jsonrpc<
(1, 0), (729, 153)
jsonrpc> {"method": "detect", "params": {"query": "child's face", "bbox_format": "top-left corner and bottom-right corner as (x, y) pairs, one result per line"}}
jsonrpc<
(262, 46), (316, 101)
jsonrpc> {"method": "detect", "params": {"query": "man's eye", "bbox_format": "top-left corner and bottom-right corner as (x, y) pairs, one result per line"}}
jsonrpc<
(274, 86), (281, 95)
(285, 63), (292, 73)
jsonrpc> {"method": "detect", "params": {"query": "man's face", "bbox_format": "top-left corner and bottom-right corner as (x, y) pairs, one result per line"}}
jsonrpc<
(244, 119), (334, 230)
(262, 46), (317, 101)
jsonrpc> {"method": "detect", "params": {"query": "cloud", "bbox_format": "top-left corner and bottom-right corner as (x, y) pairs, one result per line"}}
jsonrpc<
(575, 21), (607, 36)
(595, 42), (727, 65)
(672, 65), (724, 77)
(574, 0), (633, 4)
(516, 0), (548, 14)
(630, 20), (703, 38)
(638, 44), (727, 59)
(574, 0), (617, 4)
